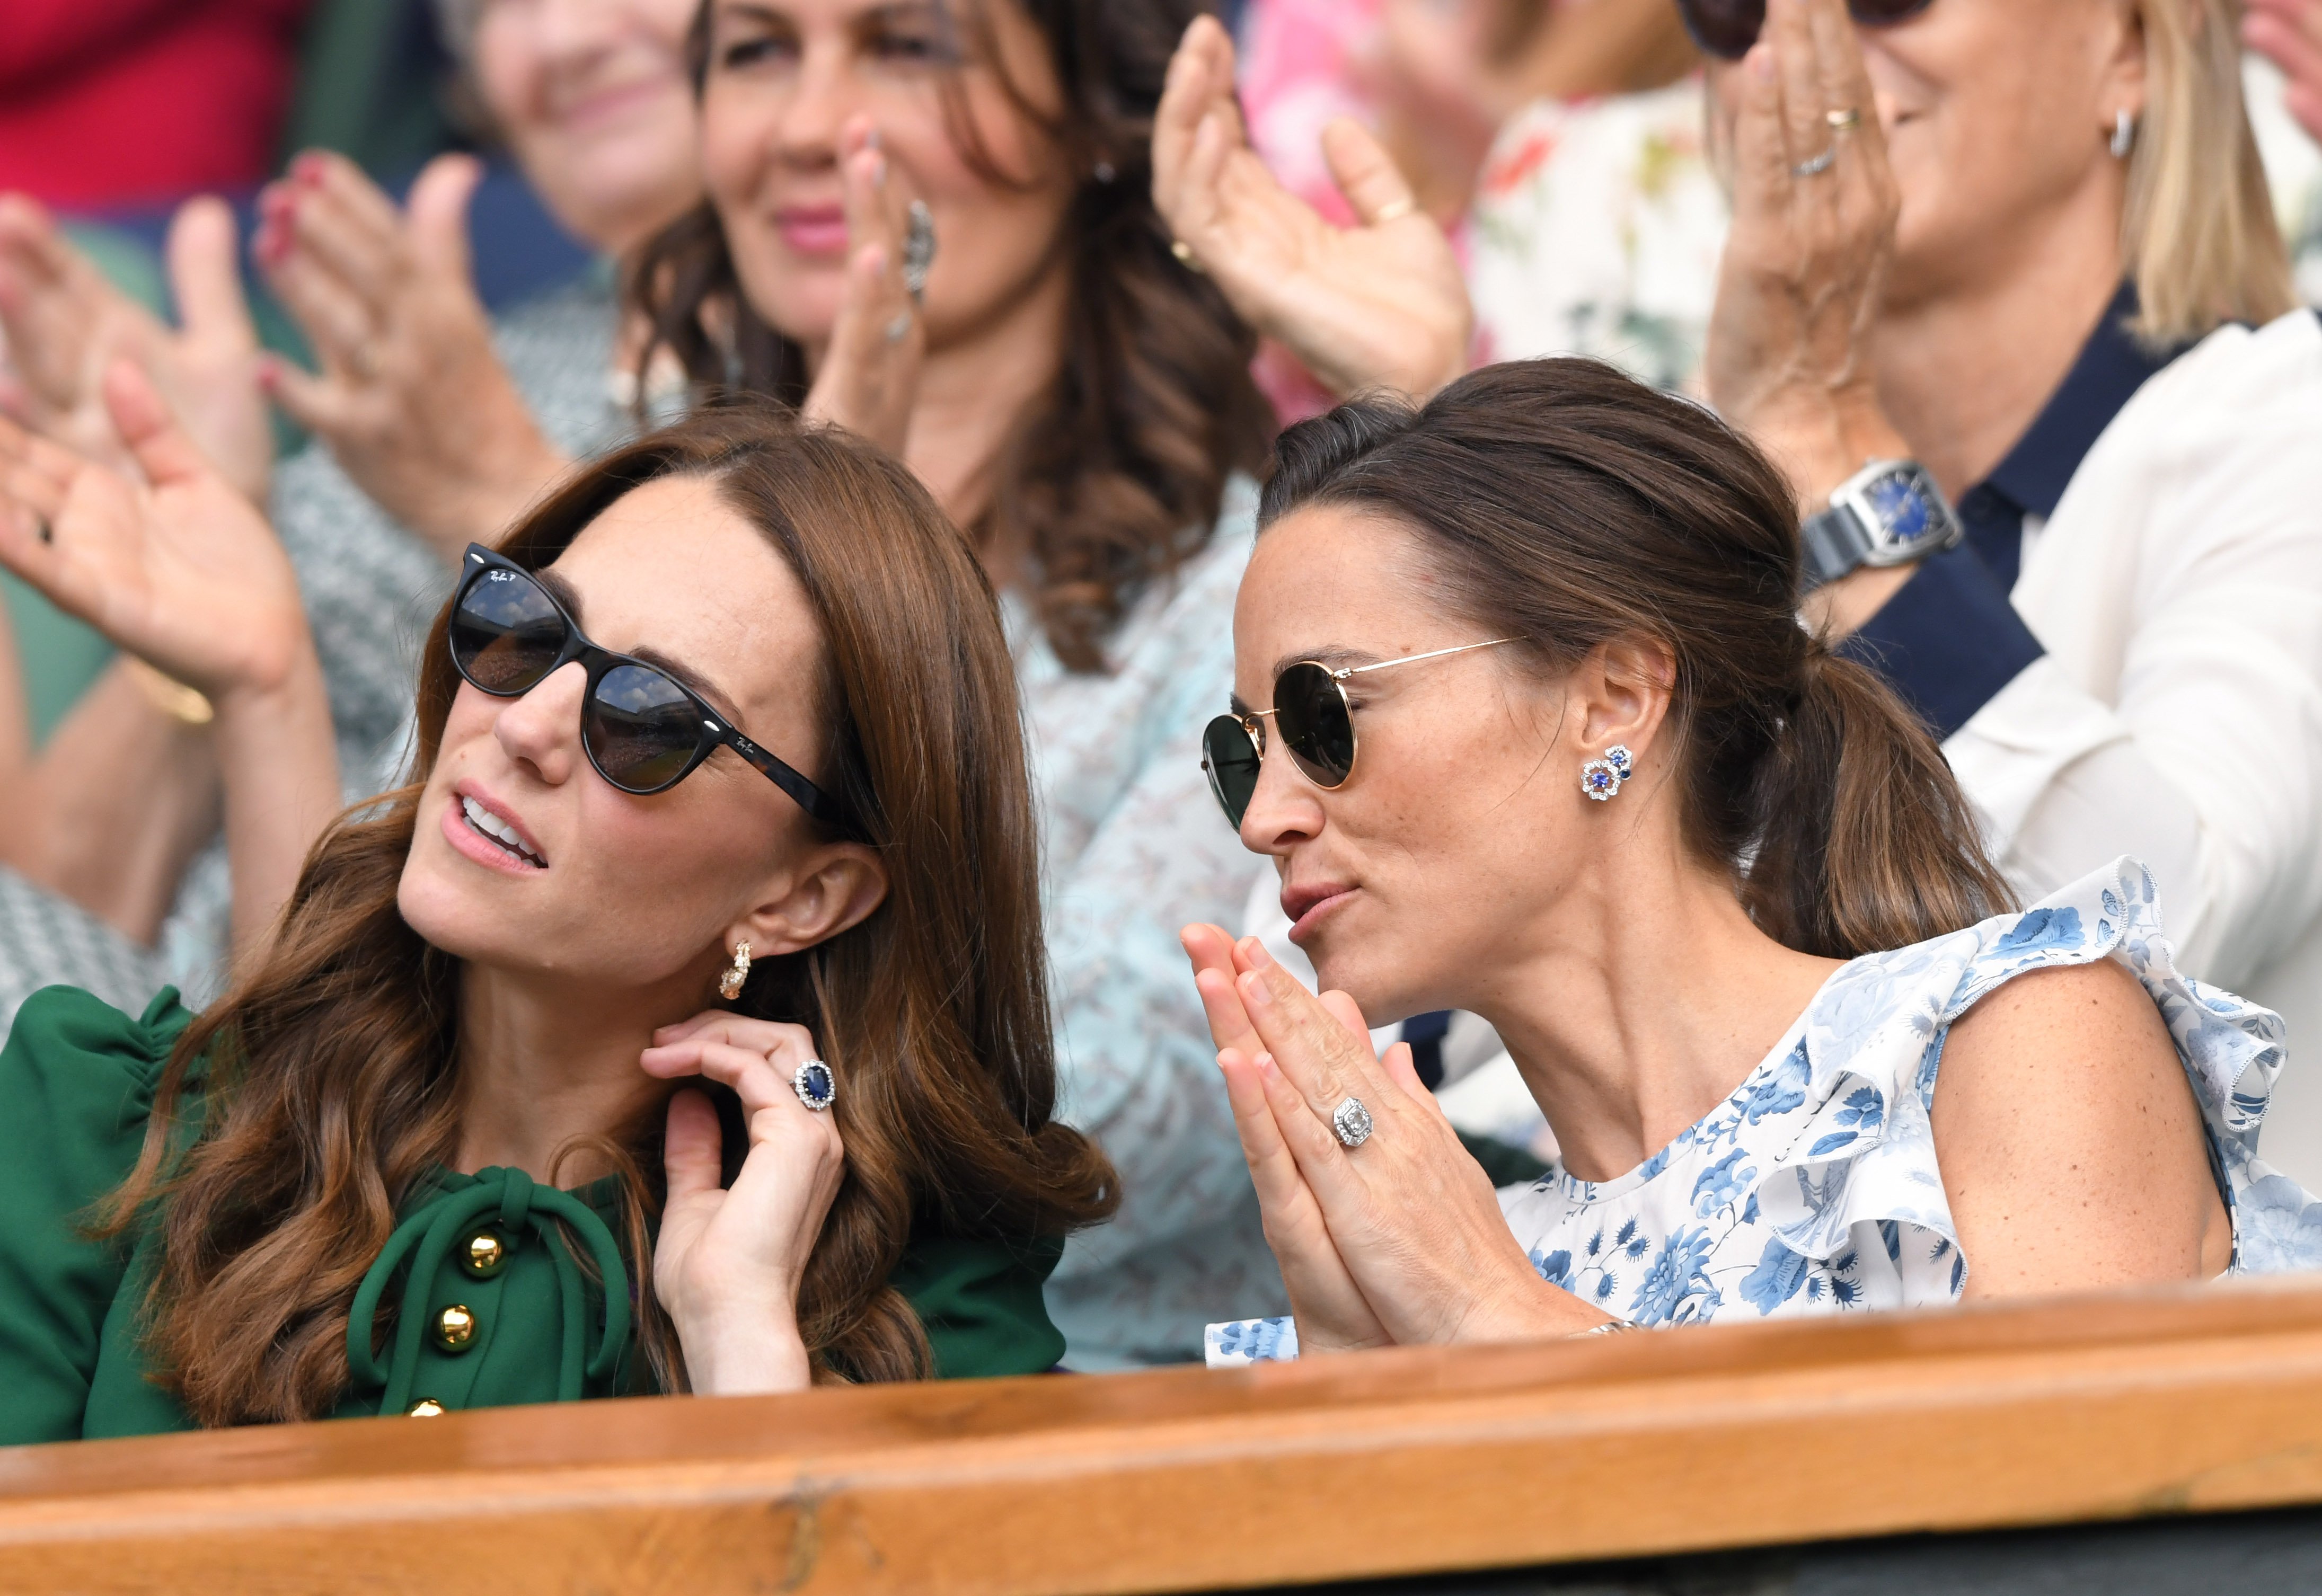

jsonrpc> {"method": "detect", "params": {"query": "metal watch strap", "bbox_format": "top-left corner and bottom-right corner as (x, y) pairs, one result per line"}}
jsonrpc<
(1799, 502), (1877, 592)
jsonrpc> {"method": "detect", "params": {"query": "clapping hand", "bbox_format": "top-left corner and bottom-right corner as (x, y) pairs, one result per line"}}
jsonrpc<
(801, 118), (927, 456)
(0, 194), (272, 503)
(2248, 0), (2322, 143)
(253, 151), (569, 559)
(641, 1012), (846, 1394)
(0, 360), (307, 704)
(1181, 924), (1602, 1351)
(1153, 15), (1473, 402)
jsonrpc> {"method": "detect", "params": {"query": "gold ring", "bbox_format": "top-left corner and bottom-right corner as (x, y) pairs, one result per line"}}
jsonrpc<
(1373, 197), (1416, 223)
(1826, 107), (1862, 132)
(1169, 239), (1206, 274)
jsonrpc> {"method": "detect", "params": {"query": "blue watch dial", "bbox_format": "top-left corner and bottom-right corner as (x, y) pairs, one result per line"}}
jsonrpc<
(1864, 470), (1932, 540)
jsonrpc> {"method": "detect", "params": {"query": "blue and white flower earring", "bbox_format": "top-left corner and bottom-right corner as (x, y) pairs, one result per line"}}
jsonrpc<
(1580, 744), (1633, 802)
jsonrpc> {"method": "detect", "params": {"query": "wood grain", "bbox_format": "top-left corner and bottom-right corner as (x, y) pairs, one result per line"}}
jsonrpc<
(4, 1276), (2322, 1594)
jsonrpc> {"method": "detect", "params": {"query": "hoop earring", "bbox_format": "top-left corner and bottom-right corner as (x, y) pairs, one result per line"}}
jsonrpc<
(718, 939), (752, 1000)
(2110, 109), (2135, 159)
(1581, 744), (1634, 802)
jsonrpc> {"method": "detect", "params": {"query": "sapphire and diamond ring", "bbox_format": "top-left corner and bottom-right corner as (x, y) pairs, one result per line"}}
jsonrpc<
(792, 1059), (836, 1112)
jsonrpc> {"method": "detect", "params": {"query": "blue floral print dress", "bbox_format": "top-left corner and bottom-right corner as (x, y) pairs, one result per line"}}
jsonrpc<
(1205, 859), (2322, 1366)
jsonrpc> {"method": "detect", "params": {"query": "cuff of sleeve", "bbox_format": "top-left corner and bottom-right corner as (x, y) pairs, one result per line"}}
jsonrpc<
(1838, 543), (2045, 742)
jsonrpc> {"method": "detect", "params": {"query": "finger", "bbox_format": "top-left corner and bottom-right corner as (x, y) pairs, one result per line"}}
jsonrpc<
(1253, 1049), (1356, 1193)
(1233, 944), (1386, 1121)
(663, 1088), (728, 1204)
(255, 352), (359, 435)
(405, 152), (484, 285)
(1220, 1048), (1314, 1214)
(301, 149), (410, 247)
(1379, 1039), (1437, 1110)
(0, 195), (73, 297)
(165, 196), (258, 350)
(1315, 988), (1373, 1044)
(282, 181), (407, 309)
(641, 1036), (798, 1124)
(263, 250), (381, 373)
(1730, 42), (1795, 220)
(103, 359), (211, 489)
(650, 1010), (818, 1059)
(1770, 0), (1826, 170)
(1318, 118), (1421, 226)
(1152, 17), (1216, 215)
(1195, 964), (1264, 1057)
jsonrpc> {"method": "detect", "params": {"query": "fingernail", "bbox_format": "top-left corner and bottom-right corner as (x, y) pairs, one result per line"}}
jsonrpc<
(869, 151), (887, 188)
(1239, 971), (1273, 1008)
(1238, 936), (1276, 971)
(864, 125), (882, 151)
(293, 153), (324, 184)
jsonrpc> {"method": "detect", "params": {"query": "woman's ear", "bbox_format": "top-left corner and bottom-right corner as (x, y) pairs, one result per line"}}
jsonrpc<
(1573, 635), (1676, 759)
(731, 842), (891, 959)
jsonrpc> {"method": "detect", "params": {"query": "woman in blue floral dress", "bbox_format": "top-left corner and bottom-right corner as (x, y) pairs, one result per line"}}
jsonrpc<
(1186, 359), (2322, 1367)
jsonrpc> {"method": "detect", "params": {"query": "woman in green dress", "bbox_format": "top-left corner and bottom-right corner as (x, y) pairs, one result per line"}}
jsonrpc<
(0, 380), (1115, 1440)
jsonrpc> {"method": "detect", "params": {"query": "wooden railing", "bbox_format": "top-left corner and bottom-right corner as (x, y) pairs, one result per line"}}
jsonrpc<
(5, 1276), (2322, 1594)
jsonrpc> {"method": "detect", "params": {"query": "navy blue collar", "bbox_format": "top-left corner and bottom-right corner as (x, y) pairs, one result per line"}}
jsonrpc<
(1977, 280), (2182, 519)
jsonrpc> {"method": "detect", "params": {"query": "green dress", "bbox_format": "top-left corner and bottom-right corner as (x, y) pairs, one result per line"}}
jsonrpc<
(0, 987), (1069, 1446)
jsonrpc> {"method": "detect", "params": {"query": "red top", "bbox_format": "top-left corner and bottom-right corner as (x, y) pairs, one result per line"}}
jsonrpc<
(0, 0), (314, 210)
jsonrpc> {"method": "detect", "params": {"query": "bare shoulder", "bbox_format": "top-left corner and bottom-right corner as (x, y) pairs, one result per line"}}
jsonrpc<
(1944, 955), (2171, 1072)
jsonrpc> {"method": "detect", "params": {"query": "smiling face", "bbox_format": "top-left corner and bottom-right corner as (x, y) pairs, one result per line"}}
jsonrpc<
(696, 0), (1079, 351)
(1229, 504), (1600, 1022)
(398, 474), (876, 995)
(472, 0), (704, 254)
(1708, 0), (2142, 310)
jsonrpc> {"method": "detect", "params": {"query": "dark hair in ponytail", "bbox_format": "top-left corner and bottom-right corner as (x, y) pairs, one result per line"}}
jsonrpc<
(1258, 359), (2014, 959)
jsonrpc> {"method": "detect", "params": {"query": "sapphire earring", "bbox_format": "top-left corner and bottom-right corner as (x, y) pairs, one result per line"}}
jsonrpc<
(1581, 744), (1634, 802)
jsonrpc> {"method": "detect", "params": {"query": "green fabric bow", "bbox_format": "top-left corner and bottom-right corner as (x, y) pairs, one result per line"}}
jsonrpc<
(345, 1166), (633, 1415)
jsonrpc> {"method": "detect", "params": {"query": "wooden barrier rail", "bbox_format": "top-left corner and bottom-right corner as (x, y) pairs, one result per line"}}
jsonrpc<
(5, 1276), (2322, 1594)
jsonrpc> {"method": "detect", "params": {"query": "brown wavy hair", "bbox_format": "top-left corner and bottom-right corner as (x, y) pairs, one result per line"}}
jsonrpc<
(1260, 360), (2015, 959)
(103, 402), (1117, 1425)
(631, 0), (1272, 671)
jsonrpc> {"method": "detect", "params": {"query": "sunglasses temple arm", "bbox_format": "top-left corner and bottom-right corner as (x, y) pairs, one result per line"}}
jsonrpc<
(731, 736), (862, 836)
(1344, 637), (1525, 678)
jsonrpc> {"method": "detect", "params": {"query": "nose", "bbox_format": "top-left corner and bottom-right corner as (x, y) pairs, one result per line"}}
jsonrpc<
(493, 662), (588, 786)
(771, 35), (858, 166)
(1238, 738), (1327, 861)
(531, 0), (620, 64)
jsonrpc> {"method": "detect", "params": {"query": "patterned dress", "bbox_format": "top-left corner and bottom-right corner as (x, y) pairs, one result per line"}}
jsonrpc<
(1206, 858), (2322, 1364)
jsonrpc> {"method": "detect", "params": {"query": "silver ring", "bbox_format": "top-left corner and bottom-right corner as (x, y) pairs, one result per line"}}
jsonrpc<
(1790, 147), (1837, 179)
(1331, 1095), (1373, 1149)
(884, 309), (913, 343)
(901, 200), (935, 303)
(791, 1058), (835, 1112)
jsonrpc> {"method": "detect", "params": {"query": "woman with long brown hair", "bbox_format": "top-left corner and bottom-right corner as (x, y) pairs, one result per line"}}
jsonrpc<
(624, 0), (1444, 1366)
(1186, 360), (2316, 1361)
(0, 381), (1113, 1437)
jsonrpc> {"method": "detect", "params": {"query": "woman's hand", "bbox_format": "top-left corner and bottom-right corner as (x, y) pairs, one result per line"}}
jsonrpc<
(1183, 926), (1604, 1350)
(253, 151), (570, 560)
(1701, 0), (1912, 499)
(0, 194), (273, 503)
(642, 1012), (846, 1395)
(2247, 0), (2322, 142)
(801, 119), (925, 456)
(1153, 15), (1473, 402)
(0, 360), (310, 702)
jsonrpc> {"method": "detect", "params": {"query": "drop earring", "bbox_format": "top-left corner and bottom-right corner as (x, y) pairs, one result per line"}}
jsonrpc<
(2110, 109), (2135, 159)
(1581, 744), (1634, 802)
(718, 939), (752, 1000)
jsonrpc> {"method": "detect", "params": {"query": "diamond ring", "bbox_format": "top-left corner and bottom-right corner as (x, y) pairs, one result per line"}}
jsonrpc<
(902, 200), (936, 303)
(792, 1058), (836, 1112)
(1790, 146), (1837, 179)
(1331, 1095), (1373, 1149)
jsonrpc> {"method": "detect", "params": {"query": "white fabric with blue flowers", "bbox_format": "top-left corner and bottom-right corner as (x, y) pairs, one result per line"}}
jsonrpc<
(1204, 858), (2322, 1367)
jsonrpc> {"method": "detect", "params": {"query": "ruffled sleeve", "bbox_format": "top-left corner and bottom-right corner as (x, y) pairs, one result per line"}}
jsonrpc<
(0, 986), (192, 1445)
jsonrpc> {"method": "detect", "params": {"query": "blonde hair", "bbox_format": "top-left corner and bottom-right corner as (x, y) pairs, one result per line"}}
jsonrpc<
(2125, 0), (2297, 344)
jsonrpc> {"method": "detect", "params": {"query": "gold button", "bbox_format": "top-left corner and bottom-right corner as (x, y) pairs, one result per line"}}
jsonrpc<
(461, 1229), (507, 1279)
(433, 1304), (478, 1353)
(407, 1398), (448, 1417)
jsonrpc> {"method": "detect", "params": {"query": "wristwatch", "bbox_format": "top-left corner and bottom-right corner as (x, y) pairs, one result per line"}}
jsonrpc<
(1798, 458), (1962, 593)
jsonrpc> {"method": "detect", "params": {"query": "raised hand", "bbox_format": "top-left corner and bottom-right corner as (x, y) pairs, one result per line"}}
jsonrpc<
(801, 119), (926, 456)
(2248, 0), (2322, 143)
(1189, 929), (1608, 1349)
(1153, 15), (1473, 402)
(0, 193), (272, 502)
(0, 360), (307, 701)
(254, 151), (570, 560)
(1700, 0), (1911, 495)
(641, 1011), (846, 1394)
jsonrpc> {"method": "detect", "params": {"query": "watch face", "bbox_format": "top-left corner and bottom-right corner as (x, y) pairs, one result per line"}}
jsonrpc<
(1863, 469), (1933, 541)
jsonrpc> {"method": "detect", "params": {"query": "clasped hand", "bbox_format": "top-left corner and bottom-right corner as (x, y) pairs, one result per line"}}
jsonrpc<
(641, 1012), (846, 1394)
(1180, 925), (1605, 1351)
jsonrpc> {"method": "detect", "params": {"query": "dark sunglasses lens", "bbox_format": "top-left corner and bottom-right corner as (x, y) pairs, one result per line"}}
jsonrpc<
(1274, 663), (1355, 788)
(1676, 0), (1764, 58)
(1202, 715), (1262, 827)
(1850, 0), (1932, 23)
(450, 565), (566, 695)
(586, 663), (706, 793)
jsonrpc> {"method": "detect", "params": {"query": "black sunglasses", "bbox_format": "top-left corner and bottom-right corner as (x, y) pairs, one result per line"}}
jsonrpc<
(1200, 639), (1519, 829)
(1676, 0), (1932, 60)
(448, 544), (857, 831)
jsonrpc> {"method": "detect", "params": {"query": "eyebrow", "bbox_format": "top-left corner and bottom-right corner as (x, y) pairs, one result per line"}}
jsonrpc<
(538, 568), (751, 729)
